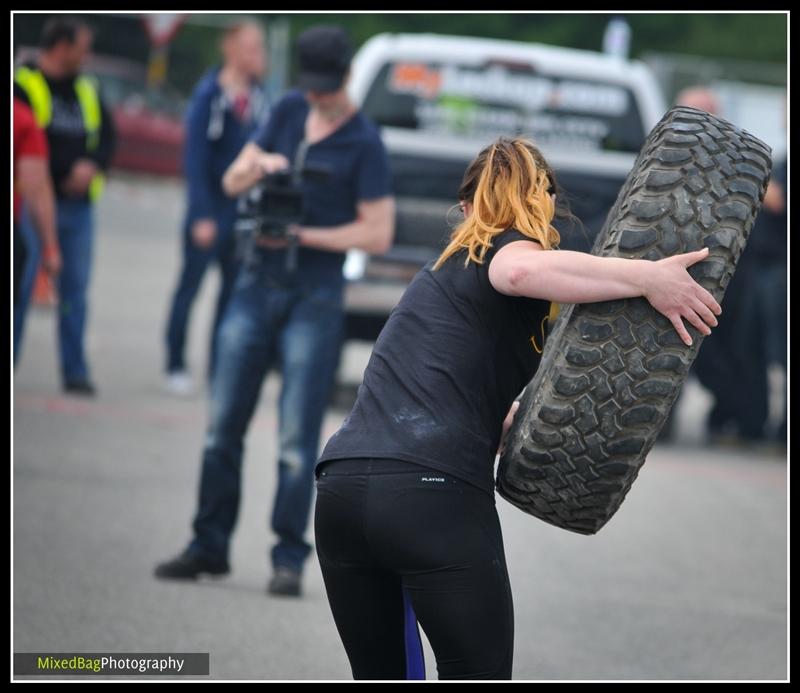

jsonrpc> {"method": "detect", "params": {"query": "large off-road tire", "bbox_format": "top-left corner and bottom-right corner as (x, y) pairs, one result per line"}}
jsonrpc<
(496, 106), (772, 535)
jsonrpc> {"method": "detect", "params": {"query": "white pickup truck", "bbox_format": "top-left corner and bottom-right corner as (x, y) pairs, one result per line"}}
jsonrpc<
(342, 32), (667, 342)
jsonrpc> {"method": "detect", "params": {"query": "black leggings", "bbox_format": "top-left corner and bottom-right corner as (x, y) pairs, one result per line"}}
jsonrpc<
(314, 458), (514, 680)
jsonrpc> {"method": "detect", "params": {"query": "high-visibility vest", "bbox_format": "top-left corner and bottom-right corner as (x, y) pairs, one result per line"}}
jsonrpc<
(15, 65), (105, 202)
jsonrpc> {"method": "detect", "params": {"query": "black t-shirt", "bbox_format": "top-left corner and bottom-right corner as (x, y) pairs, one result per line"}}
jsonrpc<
(251, 90), (393, 288)
(317, 228), (552, 495)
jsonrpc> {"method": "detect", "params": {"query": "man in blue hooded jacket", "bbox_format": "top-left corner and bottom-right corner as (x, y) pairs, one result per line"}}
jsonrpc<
(164, 21), (268, 394)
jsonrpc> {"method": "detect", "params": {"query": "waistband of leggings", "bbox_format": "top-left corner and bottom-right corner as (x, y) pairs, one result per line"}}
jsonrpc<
(317, 457), (431, 476)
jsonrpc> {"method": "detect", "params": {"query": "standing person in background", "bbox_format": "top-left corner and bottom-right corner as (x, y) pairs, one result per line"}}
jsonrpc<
(155, 26), (395, 598)
(674, 86), (718, 120)
(674, 86), (768, 444)
(164, 20), (269, 395)
(746, 154), (787, 444)
(14, 16), (115, 396)
(13, 96), (61, 314)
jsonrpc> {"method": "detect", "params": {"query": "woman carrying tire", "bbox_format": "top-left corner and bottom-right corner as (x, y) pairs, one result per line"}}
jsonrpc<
(313, 136), (721, 680)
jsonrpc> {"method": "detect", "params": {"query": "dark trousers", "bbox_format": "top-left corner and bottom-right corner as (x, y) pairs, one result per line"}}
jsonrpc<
(314, 458), (514, 680)
(692, 254), (768, 440)
(748, 262), (787, 441)
(165, 223), (240, 379)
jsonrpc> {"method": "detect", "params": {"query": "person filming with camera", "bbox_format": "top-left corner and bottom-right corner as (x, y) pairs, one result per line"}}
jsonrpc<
(155, 25), (395, 597)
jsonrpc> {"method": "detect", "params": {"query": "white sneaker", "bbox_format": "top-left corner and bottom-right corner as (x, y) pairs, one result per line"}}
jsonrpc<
(165, 370), (195, 396)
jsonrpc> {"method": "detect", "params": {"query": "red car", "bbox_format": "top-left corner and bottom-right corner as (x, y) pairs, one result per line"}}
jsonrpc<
(90, 55), (186, 176)
(16, 48), (186, 177)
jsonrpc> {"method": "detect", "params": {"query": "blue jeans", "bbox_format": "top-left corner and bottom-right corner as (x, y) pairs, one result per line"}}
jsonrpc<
(188, 261), (346, 572)
(56, 199), (95, 382)
(165, 223), (240, 378)
(13, 211), (40, 364)
(692, 252), (768, 439)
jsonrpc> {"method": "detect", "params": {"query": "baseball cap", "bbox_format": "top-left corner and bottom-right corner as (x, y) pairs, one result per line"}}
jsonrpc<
(295, 25), (353, 93)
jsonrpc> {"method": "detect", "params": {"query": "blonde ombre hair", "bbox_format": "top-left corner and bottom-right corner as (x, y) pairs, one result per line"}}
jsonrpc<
(433, 137), (561, 270)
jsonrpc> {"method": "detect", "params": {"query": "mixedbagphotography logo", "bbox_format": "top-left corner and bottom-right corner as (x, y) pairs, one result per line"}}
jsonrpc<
(14, 653), (210, 676)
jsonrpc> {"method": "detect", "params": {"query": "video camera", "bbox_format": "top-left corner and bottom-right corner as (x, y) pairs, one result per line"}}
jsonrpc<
(235, 163), (332, 240)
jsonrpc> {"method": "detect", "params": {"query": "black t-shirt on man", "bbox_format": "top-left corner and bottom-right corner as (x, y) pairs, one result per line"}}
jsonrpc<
(317, 228), (552, 495)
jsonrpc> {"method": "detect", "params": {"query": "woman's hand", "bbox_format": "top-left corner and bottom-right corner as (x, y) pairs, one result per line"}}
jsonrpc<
(497, 401), (520, 457)
(642, 247), (722, 346)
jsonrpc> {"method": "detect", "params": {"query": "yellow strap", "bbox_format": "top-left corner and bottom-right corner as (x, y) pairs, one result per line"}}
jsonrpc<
(74, 75), (101, 151)
(15, 66), (52, 128)
(549, 301), (560, 324)
(530, 302), (560, 354)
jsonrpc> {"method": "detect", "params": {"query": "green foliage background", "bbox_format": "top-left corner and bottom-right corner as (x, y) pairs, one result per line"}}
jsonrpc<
(13, 12), (787, 96)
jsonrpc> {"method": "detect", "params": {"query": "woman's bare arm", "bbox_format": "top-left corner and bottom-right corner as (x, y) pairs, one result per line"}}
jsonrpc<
(489, 240), (721, 346)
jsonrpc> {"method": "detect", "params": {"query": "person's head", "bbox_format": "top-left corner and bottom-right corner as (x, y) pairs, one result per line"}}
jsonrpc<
(295, 25), (353, 117)
(39, 17), (93, 76)
(221, 20), (266, 81)
(433, 137), (562, 270)
(675, 86), (719, 116)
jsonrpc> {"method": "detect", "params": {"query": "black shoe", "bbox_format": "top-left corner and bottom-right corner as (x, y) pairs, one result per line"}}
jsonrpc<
(267, 566), (302, 597)
(64, 379), (97, 397)
(154, 550), (230, 580)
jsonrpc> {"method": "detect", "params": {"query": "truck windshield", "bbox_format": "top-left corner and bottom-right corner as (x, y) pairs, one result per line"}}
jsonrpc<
(362, 61), (646, 153)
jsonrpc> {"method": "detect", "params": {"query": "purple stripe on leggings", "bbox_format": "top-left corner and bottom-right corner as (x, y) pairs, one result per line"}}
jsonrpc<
(402, 585), (426, 680)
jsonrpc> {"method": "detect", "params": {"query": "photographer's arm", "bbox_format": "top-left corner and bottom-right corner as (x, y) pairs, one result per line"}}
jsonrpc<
(295, 196), (395, 255)
(222, 142), (290, 197)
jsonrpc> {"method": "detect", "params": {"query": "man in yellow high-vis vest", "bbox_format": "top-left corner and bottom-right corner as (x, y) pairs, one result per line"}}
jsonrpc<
(14, 16), (115, 396)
